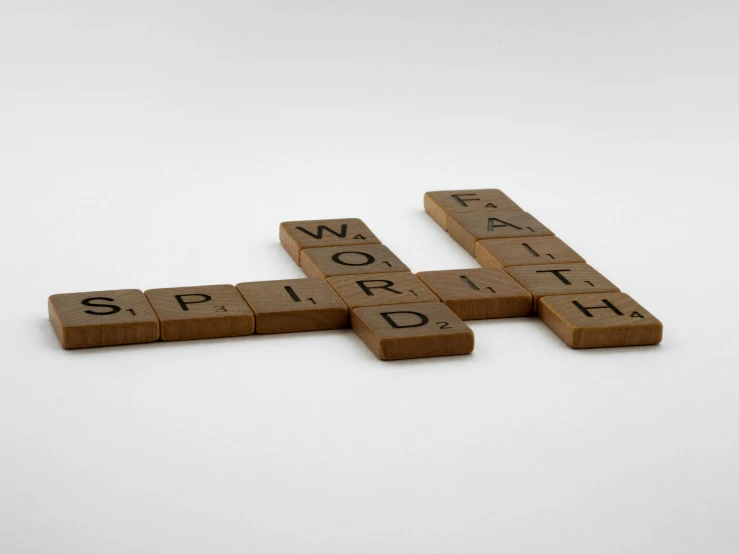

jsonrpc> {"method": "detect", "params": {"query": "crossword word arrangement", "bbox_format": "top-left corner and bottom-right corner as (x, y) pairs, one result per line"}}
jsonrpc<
(48, 190), (662, 359)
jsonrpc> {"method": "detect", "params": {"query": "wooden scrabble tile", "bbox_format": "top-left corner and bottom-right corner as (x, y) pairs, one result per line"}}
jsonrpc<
(351, 302), (474, 360)
(145, 285), (255, 341)
(416, 268), (532, 320)
(327, 272), (438, 310)
(424, 189), (522, 230)
(538, 293), (663, 348)
(280, 218), (381, 264)
(476, 236), (585, 269)
(236, 278), (348, 334)
(506, 263), (619, 311)
(448, 211), (554, 255)
(48, 289), (159, 349)
(300, 244), (410, 279)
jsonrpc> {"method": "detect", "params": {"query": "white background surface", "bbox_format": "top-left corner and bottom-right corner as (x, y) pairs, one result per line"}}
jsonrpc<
(2, 1), (738, 553)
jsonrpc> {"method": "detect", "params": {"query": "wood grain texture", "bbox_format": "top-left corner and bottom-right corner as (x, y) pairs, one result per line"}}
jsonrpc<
(327, 272), (438, 310)
(237, 278), (348, 334)
(280, 218), (381, 264)
(48, 289), (159, 349)
(300, 244), (410, 279)
(538, 292), (663, 348)
(505, 263), (619, 312)
(424, 189), (522, 230)
(145, 285), (255, 341)
(351, 302), (474, 361)
(416, 268), (532, 320)
(448, 211), (554, 255)
(475, 236), (585, 269)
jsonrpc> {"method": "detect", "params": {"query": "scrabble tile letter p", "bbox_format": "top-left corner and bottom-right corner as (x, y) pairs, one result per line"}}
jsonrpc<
(145, 285), (255, 341)
(48, 289), (160, 349)
(280, 218), (381, 264)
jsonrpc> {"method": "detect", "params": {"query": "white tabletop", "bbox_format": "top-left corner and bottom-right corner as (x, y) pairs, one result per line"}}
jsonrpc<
(1, 2), (738, 553)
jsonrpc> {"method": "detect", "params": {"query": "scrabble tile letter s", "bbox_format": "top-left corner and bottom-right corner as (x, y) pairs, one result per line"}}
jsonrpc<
(48, 289), (160, 349)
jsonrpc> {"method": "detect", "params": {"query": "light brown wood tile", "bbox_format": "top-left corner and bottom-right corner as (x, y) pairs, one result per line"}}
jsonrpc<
(424, 189), (522, 230)
(237, 278), (348, 334)
(476, 236), (585, 269)
(351, 302), (474, 361)
(416, 268), (532, 320)
(145, 285), (255, 341)
(448, 211), (554, 255)
(300, 244), (410, 279)
(280, 218), (381, 264)
(48, 289), (159, 349)
(327, 272), (438, 310)
(506, 263), (619, 312)
(538, 292), (663, 348)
